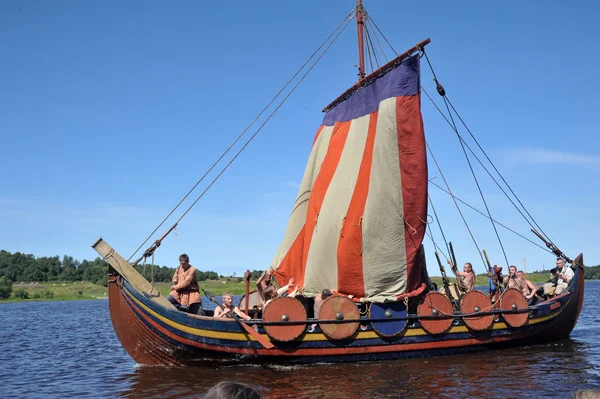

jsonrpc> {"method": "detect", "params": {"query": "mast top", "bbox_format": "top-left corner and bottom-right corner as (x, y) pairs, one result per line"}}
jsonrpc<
(356, 0), (366, 81)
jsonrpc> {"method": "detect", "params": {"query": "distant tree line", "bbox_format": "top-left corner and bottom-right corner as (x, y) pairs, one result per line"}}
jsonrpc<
(0, 250), (267, 288)
(511, 266), (600, 281)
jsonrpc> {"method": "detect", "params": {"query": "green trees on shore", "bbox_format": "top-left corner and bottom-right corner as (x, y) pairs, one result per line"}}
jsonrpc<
(3, 248), (597, 289)
(0, 249), (266, 288)
(0, 276), (12, 299)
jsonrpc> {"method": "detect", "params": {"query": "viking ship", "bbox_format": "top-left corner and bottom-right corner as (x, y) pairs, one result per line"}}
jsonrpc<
(93, 1), (585, 366)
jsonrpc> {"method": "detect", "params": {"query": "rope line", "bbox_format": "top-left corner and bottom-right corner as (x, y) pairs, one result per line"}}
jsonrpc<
(426, 142), (488, 269)
(366, 19), (388, 63)
(363, 20), (380, 70)
(128, 6), (357, 261)
(428, 194), (451, 260)
(441, 94), (510, 267)
(171, 13), (356, 227)
(367, 15), (398, 55)
(444, 96), (554, 244)
(425, 229), (449, 261)
(421, 86), (552, 246)
(364, 25), (375, 74)
(429, 181), (553, 255)
(422, 49), (508, 267)
(420, 51), (553, 245)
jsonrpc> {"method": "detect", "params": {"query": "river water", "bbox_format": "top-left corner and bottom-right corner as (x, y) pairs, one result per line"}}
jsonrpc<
(1, 283), (599, 399)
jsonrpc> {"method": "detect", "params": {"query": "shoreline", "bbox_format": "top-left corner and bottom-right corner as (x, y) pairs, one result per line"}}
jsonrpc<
(2, 279), (597, 304)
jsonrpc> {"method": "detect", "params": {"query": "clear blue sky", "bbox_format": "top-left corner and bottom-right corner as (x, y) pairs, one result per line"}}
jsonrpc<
(1, 1), (598, 276)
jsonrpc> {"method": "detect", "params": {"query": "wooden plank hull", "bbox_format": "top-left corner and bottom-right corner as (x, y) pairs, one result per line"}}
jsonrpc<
(106, 253), (585, 366)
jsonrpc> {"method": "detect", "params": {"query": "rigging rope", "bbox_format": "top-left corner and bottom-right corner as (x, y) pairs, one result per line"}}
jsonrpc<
(428, 194), (451, 259)
(425, 229), (449, 261)
(422, 49), (509, 267)
(366, 19), (388, 63)
(419, 52), (553, 246)
(363, 21), (380, 71)
(366, 15), (398, 56)
(364, 28), (375, 74)
(128, 6), (358, 262)
(166, 11), (357, 232)
(429, 180), (553, 255)
(443, 96), (554, 245)
(420, 86), (548, 243)
(426, 141), (488, 270)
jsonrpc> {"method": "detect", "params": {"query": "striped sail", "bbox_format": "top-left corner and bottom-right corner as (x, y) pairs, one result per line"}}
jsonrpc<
(271, 55), (428, 303)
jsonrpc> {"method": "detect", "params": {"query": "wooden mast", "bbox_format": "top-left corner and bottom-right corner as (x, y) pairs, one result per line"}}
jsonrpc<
(356, 0), (366, 80)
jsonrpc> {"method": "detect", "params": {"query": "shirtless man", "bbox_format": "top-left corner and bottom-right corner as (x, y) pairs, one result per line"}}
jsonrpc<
(313, 288), (333, 318)
(517, 271), (538, 301)
(257, 276), (297, 305)
(213, 292), (251, 320)
(503, 265), (525, 292)
(456, 262), (476, 292)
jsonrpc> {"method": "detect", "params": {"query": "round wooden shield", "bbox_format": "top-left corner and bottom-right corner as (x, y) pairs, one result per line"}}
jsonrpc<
(460, 290), (494, 331)
(369, 301), (408, 337)
(319, 296), (360, 340)
(238, 290), (263, 316)
(500, 288), (529, 327)
(417, 292), (454, 335)
(262, 297), (307, 342)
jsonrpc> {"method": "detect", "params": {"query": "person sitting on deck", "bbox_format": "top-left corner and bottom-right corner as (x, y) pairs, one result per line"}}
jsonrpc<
(542, 258), (573, 298)
(456, 262), (476, 292)
(256, 275), (297, 305)
(503, 265), (525, 293)
(517, 270), (538, 303)
(488, 265), (503, 301)
(166, 254), (205, 315)
(214, 291), (251, 321)
(256, 270), (272, 293)
(313, 288), (333, 319)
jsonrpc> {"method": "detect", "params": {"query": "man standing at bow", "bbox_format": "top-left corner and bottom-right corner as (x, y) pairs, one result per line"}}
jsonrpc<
(167, 254), (205, 315)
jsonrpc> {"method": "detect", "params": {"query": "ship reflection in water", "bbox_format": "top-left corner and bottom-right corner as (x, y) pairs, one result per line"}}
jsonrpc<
(120, 338), (597, 398)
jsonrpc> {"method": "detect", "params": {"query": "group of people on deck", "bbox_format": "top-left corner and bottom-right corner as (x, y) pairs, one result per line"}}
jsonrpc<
(164, 253), (305, 319)
(164, 253), (345, 321)
(455, 257), (573, 301)
(164, 253), (573, 317)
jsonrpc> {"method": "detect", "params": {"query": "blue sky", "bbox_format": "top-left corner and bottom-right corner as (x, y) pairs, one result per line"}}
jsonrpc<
(1, 1), (598, 276)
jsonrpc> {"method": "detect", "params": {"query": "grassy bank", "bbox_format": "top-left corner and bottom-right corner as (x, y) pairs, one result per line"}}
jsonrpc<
(0, 278), (253, 303)
(1, 281), (109, 303)
(0, 271), (560, 304)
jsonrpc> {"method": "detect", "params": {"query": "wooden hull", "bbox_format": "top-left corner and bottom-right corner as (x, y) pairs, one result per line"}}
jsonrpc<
(106, 254), (585, 366)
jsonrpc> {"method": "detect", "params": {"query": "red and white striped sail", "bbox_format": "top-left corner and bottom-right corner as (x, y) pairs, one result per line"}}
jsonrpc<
(271, 55), (428, 302)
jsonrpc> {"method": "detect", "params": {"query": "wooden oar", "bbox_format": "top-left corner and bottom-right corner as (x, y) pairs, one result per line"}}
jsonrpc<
(203, 289), (274, 349)
(244, 270), (251, 316)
